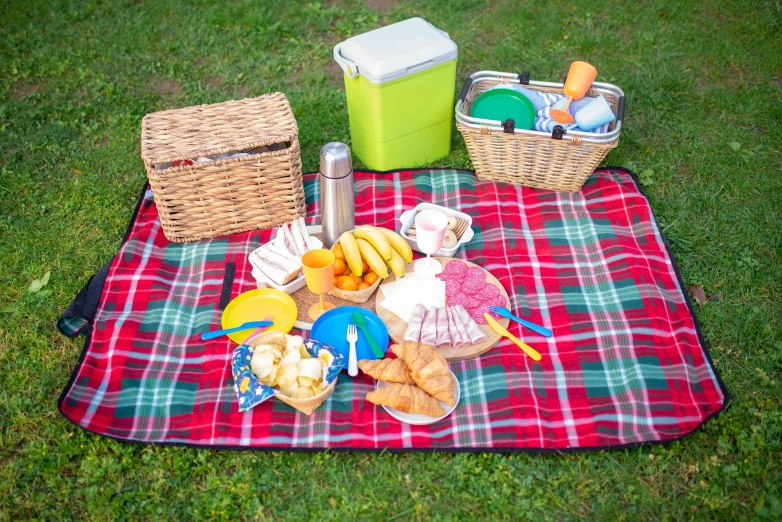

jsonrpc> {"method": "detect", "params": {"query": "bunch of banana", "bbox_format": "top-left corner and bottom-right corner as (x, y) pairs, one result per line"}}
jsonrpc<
(338, 226), (413, 279)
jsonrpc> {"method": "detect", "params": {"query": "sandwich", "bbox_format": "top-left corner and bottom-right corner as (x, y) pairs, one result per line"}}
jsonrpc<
(290, 217), (315, 255)
(249, 244), (302, 286)
(273, 224), (299, 256)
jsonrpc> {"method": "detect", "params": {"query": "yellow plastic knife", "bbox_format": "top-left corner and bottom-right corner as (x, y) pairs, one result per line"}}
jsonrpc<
(484, 313), (542, 361)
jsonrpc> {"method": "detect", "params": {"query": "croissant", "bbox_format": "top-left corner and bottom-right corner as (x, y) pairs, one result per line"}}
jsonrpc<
(391, 341), (456, 406)
(358, 358), (414, 384)
(366, 383), (446, 418)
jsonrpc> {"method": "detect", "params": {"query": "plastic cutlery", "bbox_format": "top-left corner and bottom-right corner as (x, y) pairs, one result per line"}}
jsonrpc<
(351, 311), (385, 358)
(484, 313), (542, 361)
(201, 319), (274, 341)
(240, 314), (275, 344)
(488, 306), (552, 338)
(346, 323), (359, 377)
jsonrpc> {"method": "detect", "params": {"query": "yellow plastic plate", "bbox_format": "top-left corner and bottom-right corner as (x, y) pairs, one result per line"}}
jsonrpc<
(221, 289), (297, 344)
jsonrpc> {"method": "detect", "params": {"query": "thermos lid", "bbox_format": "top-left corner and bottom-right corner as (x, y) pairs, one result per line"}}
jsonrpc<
(319, 142), (352, 179)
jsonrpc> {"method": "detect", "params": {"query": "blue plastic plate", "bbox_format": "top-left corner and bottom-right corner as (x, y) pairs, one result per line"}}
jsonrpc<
(310, 306), (389, 366)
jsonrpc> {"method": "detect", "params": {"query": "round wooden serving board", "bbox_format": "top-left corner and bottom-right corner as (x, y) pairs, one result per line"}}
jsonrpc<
(376, 257), (510, 361)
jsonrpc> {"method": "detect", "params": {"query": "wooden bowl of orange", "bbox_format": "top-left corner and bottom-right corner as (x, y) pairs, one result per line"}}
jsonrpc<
(327, 241), (382, 304)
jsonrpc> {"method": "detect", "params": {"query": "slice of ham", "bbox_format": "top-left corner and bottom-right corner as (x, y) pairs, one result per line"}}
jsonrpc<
(454, 305), (487, 345)
(419, 308), (437, 346)
(403, 304), (427, 342)
(435, 307), (451, 347)
(452, 307), (471, 346)
(446, 306), (466, 348)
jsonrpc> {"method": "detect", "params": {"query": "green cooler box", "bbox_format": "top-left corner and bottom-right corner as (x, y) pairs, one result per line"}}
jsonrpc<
(334, 18), (458, 171)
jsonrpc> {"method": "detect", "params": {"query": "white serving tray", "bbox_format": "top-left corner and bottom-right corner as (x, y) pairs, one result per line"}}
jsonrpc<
(399, 203), (474, 257)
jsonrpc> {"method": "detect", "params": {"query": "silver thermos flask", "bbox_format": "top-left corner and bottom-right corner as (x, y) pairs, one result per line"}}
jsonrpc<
(319, 142), (355, 248)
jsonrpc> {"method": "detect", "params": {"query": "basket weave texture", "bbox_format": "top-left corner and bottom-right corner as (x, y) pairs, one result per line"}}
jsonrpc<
(327, 236), (382, 304)
(141, 93), (305, 243)
(457, 80), (620, 192)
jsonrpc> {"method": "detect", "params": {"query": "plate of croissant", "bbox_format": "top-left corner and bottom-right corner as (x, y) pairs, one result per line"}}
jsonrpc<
(360, 341), (460, 425)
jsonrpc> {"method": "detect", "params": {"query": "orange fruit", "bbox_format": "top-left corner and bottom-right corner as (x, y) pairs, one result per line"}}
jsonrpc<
(336, 276), (358, 291)
(361, 260), (370, 273)
(363, 271), (379, 286)
(357, 282), (370, 290)
(333, 258), (347, 276)
(332, 244), (345, 261)
(333, 276), (340, 285)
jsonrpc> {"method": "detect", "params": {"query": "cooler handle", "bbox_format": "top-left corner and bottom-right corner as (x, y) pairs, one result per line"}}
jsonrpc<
(333, 43), (359, 79)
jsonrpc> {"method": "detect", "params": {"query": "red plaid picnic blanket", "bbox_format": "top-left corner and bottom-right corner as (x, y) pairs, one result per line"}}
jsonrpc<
(58, 168), (727, 451)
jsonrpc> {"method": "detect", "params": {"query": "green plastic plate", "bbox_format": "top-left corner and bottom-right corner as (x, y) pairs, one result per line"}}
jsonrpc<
(470, 89), (536, 130)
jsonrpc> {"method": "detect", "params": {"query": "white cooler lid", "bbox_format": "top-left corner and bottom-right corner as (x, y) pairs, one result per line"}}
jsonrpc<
(336, 17), (458, 84)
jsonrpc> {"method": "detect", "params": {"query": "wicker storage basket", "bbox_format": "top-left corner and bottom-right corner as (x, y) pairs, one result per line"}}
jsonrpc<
(141, 93), (306, 243)
(327, 235), (382, 304)
(455, 71), (626, 192)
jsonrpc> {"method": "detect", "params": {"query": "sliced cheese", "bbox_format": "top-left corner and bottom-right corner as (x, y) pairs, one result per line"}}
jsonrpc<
(378, 277), (445, 323)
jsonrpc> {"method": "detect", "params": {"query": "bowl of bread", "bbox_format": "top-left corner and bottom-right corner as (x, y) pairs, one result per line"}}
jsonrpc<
(231, 331), (344, 415)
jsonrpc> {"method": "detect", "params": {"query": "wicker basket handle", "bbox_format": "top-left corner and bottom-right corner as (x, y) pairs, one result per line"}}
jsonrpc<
(616, 96), (626, 122)
(457, 77), (474, 104)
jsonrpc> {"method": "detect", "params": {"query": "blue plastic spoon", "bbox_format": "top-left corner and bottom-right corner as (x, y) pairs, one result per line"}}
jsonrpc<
(201, 320), (273, 341)
(488, 307), (552, 338)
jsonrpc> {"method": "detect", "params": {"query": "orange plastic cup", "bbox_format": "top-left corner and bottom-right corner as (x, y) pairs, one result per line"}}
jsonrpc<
(301, 249), (337, 319)
(551, 61), (598, 124)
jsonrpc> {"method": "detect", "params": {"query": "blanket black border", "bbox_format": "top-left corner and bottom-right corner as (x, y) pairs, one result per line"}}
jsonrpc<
(57, 167), (729, 454)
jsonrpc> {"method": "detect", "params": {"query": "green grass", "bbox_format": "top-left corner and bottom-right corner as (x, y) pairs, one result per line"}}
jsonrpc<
(1, 0), (780, 519)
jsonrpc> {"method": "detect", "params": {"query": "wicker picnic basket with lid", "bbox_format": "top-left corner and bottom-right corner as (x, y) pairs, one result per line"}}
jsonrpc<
(455, 71), (626, 192)
(140, 93), (305, 243)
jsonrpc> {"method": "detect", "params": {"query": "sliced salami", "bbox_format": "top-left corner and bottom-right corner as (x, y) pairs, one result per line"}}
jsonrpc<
(490, 294), (508, 308)
(445, 279), (462, 297)
(443, 260), (468, 277)
(461, 279), (487, 296)
(470, 308), (488, 325)
(465, 266), (486, 282)
(469, 288), (497, 304)
(450, 292), (480, 309)
(466, 301), (487, 316)
(480, 284), (500, 300)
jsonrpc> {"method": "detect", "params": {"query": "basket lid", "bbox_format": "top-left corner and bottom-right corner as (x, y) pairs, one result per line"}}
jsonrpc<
(141, 92), (298, 165)
(337, 18), (457, 84)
